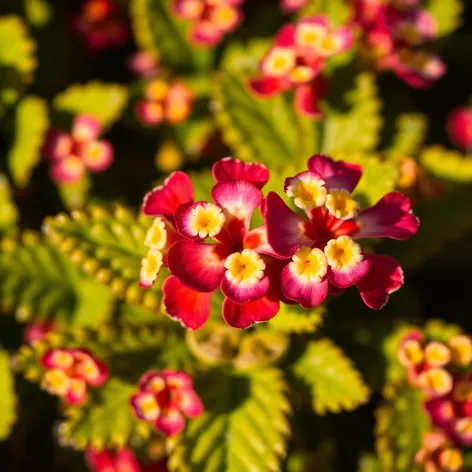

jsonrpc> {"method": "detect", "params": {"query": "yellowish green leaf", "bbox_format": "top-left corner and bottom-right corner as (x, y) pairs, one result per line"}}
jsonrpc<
(0, 349), (17, 440)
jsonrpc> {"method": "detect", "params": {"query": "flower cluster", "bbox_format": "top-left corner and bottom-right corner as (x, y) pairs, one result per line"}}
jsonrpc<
(398, 329), (472, 469)
(43, 114), (114, 184)
(72, 0), (127, 51)
(130, 370), (203, 436)
(86, 448), (168, 472)
(24, 321), (55, 345)
(280, 0), (308, 14)
(140, 155), (419, 330)
(249, 16), (353, 117)
(128, 51), (160, 78)
(135, 78), (194, 127)
(353, 0), (445, 88)
(447, 106), (472, 152)
(40, 348), (108, 405)
(172, 0), (244, 47)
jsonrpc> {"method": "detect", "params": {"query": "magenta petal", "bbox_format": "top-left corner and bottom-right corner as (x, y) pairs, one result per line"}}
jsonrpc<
(355, 254), (404, 309)
(243, 226), (284, 258)
(294, 83), (324, 118)
(249, 76), (289, 97)
(115, 449), (141, 472)
(80, 140), (114, 173)
(155, 408), (186, 436)
(307, 154), (362, 192)
(162, 370), (193, 389)
(212, 157), (269, 189)
(222, 295), (280, 329)
(354, 192), (420, 240)
(274, 24), (296, 47)
(263, 192), (313, 258)
(327, 258), (370, 289)
(333, 26), (353, 52)
(64, 378), (87, 406)
(447, 107), (472, 150)
(43, 131), (73, 161)
(177, 388), (204, 418)
(221, 274), (270, 303)
(163, 276), (212, 330)
(41, 349), (74, 369)
(72, 114), (102, 142)
(281, 264), (328, 308)
(167, 241), (227, 292)
(142, 171), (194, 218)
(138, 370), (164, 391)
(50, 156), (85, 184)
(85, 449), (116, 472)
(191, 21), (223, 46)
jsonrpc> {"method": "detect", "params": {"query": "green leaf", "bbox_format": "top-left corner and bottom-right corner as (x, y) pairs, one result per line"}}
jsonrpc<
(25, 0), (53, 27)
(7, 95), (49, 187)
(300, 0), (351, 26)
(130, 0), (213, 72)
(0, 174), (18, 231)
(293, 339), (370, 415)
(221, 39), (272, 76)
(421, 146), (472, 183)
(386, 114), (429, 159)
(426, 0), (463, 37)
(358, 454), (382, 472)
(376, 382), (429, 472)
(168, 368), (291, 472)
(53, 82), (128, 128)
(269, 303), (325, 334)
(43, 205), (161, 310)
(0, 349), (17, 440)
(58, 174), (92, 210)
(322, 74), (383, 155)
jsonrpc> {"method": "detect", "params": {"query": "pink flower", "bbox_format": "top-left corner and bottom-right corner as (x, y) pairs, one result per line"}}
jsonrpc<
(72, 0), (128, 51)
(280, 0), (308, 13)
(40, 348), (108, 405)
(447, 107), (472, 151)
(249, 17), (352, 117)
(172, 0), (244, 46)
(415, 430), (463, 472)
(23, 321), (55, 345)
(44, 114), (114, 184)
(263, 154), (419, 309)
(128, 51), (159, 78)
(135, 80), (194, 126)
(130, 370), (203, 437)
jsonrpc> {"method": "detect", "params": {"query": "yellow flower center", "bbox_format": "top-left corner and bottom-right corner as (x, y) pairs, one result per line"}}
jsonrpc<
(398, 339), (424, 366)
(42, 369), (70, 396)
(225, 249), (265, 286)
(289, 66), (314, 84)
(264, 48), (295, 76)
(145, 217), (168, 250)
(285, 174), (327, 210)
(182, 0), (205, 17)
(78, 360), (99, 380)
(289, 246), (328, 282)
(296, 24), (326, 48)
(167, 102), (191, 123)
(147, 377), (166, 393)
(189, 203), (225, 238)
(140, 250), (163, 285)
(319, 35), (340, 56)
(418, 368), (453, 396)
(146, 80), (169, 101)
(448, 335), (472, 366)
(138, 394), (160, 420)
(53, 351), (74, 369)
(324, 236), (363, 271)
(146, 102), (164, 121)
(212, 5), (237, 28)
(86, 141), (104, 162)
(325, 189), (358, 220)
(69, 378), (86, 395)
(64, 156), (84, 174)
(439, 449), (463, 471)
(456, 417), (472, 436)
(424, 341), (451, 367)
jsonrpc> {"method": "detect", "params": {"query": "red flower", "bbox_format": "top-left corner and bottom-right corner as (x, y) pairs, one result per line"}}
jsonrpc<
(249, 16), (352, 117)
(415, 430), (463, 472)
(447, 107), (472, 151)
(86, 447), (168, 472)
(40, 348), (108, 405)
(172, 0), (244, 47)
(23, 321), (55, 345)
(44, 114), (113, 184)
(280, 0), (308, 13)
(263, 154), (419, 310)
(130, 370), (203, 437)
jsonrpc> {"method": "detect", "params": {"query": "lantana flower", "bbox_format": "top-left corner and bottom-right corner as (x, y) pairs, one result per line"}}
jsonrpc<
(43, 114), (113, 184)
(135, 79), (194, 126)
(72, 0), (128, 51)
(280, 0), (308, 13)
(130, 370), (203, 436)
(172, 0), (244, 46)
(263, 154), (419, 310)
(86, 447), (168, 472)
(446, 106), (472, 152)
(40, 348), (108, 405)
(249, 16), (353, 117)
(354, 0), (445, 88)
(128, 51), (160, 78)
(24, 321), (55, 345)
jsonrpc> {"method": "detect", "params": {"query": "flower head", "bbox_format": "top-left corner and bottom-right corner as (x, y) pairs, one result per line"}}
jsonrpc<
(447, 107), (472, 151)
(130, 370), (203, 436)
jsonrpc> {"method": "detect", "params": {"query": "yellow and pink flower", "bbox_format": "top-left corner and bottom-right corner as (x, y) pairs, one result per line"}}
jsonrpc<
(86, 447), (168, 472)
(447, 106), (472, 152)
(130, 370), (203, 437)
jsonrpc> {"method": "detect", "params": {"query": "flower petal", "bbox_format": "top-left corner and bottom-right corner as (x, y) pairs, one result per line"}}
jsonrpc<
(163, 275), (212, 330)
(65, 378), (87, 405)
(162, 370), (193, 389)
(248, 77), (290, 97)
(50, 156), (85, 184)
(115, 449), (142, 472)
(294, 82), (324, 118)
(155, 408), (186, 436)
(130, 392), (160, 422)
(175, 201), (226, 240)
(72, 114), (102, 142)
(355, 254), (404, 309)
(263, 192), (313, 258)
(176, 388), (204, 418)
(138, 371), (166, 392)
(41, 349), (74, 369)
(79, 140), (114, 173)
(212, 157), (269, 189)
(243, 226), (284, 258)
(307, 154), (362, 192)
(191, 20), (224, 46)
(221, 273), (270, 303)
(85, 449), (116, 472)
(43, 131), (73, 161)
(222, 294), (280, 329)
(327, 258), (370, 288)
(274, 24), (296, 47)
(281, 263), (328, 308)
(142, 171), (194, 218)
(354, 192), (420, 240)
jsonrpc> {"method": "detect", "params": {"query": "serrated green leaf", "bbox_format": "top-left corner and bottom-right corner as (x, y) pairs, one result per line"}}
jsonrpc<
(421, 146), (472, 182)
(426, 0), (463, 37)
(0, 174), (18, 231)
(322, 74), (382, 155)
(386, 114), (428, 159)
(8, 95), (49, 188)
(53, 82), (128, 128)
(0, 349), (17, 440)
(130, 0), (213, 72)
(269, 303), (325, 334)
(168, 368), (291, 472)
(376, 383), (429, 472)
(293, 339), (370, 415)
